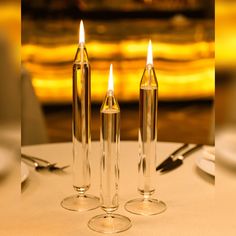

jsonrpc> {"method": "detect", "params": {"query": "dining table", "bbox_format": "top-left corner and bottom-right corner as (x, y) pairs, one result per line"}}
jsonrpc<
(20, 141), (215, 236)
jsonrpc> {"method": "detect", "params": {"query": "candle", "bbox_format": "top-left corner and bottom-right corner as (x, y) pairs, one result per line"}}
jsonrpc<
(100, 64), (120, 212)
(125, 40), (166, 216)
(138, 39), (157, 196)
(72, 19), (91, 195)
(88, 65), (131, 233)
(61, 20), (99, 212)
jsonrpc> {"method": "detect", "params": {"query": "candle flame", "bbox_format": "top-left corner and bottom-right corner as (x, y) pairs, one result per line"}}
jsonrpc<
(79, 20), (85, 44)
(108, 64), (114, 91)
(147, 39), (153, 65)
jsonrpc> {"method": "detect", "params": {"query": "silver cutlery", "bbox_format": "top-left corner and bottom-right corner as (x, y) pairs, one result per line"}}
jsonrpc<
(156, 144), (203, 173)
(21, 154), (69, 171)
(156, 143), (189, 171)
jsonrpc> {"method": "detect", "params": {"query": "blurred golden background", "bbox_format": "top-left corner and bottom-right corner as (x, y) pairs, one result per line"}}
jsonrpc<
(22, 18), (214, 103)
(2, 1), (236, 231)
(20, 0), (216, 144)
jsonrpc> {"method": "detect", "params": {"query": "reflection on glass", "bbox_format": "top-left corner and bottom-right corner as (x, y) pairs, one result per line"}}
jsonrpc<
(88, 65), (131, 233)
(61, 21), (99, 211)
(125, 41), (167, 215)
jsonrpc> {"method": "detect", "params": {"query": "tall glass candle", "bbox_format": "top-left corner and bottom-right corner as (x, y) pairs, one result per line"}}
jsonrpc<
(61, 20), (99, 212)
(100, 64), (120, 212)
(88, 65), (131, 233)
(138, 40), (157, 196)
(125, 40), (167, 216)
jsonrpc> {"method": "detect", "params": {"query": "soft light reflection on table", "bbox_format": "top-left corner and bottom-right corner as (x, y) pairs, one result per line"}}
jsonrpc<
(20, 141), (215, 236)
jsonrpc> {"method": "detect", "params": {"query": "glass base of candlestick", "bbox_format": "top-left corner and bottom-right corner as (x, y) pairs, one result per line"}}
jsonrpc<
(88, 213), (132, 233)
(61, 194), (100, 212)
(124, 198), (167, 216)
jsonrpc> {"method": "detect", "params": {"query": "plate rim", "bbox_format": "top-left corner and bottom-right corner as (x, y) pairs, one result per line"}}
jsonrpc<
(195, 155), (215, 176)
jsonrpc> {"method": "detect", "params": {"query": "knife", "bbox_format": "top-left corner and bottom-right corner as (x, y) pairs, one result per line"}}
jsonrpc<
(160, 144), (203, 173)
(156, 143), (189, 171)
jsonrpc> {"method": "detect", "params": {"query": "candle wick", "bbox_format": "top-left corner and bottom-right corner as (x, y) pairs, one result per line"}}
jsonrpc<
(147, 40), (153, 65)
(108, 64), (114, 92)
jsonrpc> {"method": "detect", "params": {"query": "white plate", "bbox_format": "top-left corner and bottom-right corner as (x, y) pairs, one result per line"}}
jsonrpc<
(196, 156), (215, 176)
(216, 128), (236, 165)
(21, 162), (29, 183)
(202, 146), (215, 162)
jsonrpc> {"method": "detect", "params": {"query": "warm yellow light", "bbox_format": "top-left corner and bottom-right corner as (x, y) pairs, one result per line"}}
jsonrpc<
(108, 64), (114, 91)
(22, 41), (214, 63)
(22, 37), (214, 103)
(79, 20), (85, 44)
(147, 40), (153, 65)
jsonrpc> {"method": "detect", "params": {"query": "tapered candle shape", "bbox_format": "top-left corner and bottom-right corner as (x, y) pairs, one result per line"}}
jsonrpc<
(125, 40), (166, 216)
(72, 20), (91, 192)
(61, 20), (99, 212)
(138, 39), (157, 195)
(100, 64), (120, 212)
(88, 65), (131, 233)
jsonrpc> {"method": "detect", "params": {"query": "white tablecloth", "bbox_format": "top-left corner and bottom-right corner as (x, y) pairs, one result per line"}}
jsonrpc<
(20, 141), (215, 236)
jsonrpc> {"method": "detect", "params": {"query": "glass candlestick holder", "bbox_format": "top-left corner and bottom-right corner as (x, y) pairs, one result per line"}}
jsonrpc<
(125, 41), (167, 216)
(61, 21), (99, 212)
(88, 65), (131, 233)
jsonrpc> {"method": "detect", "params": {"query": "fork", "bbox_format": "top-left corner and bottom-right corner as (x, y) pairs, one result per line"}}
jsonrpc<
(21, 154), (69, 171)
